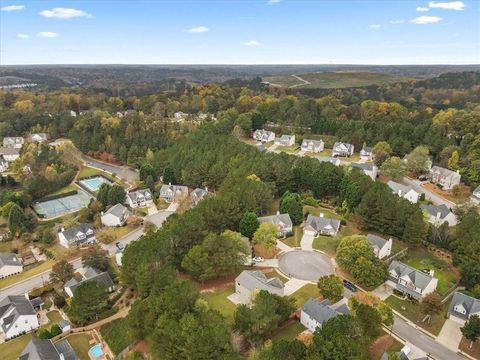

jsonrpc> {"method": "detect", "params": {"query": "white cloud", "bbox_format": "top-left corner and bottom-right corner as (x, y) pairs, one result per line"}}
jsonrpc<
(390, 19), (405, 24)
(16, 33), (29, 39)
(369, 24), (381, 29)
(416, 7), (430, 12)
(0, 5), (25, 11)
(36, 32), (59, 38)
(267, 0), (282, 4)
(186, 26), (209, 33)
(244, 40), (261, 47)
(410, 16), (443, 24)
(428, 1), (466, 10)
(39, 7), (92, 19)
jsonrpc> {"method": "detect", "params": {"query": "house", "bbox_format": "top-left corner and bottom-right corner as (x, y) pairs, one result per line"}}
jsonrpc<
(252, 129), (275, 143)
(351, 163), (378, 180)
(421, 204), (458, 227)
(360, 146), (373, 161)
(64, 267), (115, 297)
(30, 133), (48, 143)
(387, 260), (438, 300)
(58, 224), (96, 248)
(58, 320), (71, 333)
(448, 292), (480, 325)
(0, 294), (40, 339)
(367, 234), (392, 259)
(257, 212), (293, 237)
(332, 142), (354, 157)
(274, 134), (295, 147)
(159, 183), (189, 203)
(101, 203), (130, 227)
(255, 143), (266, 152)
(300, 298), (349, 332)
(387, 181), (420, 204)
(126, 188), (153, 208)
(429, 166), (461, 190)
(191, 187), (209, 205)
(174, 111), (188, 119)
(0, 147), (20, 162)
(0, 155), (8, 172)
(0, 252), (23, 279)
(19, 338), (78, 360)
(301, 139), (324, 153)
(303, 214), (341, 237)
(234, 270), (284, 303)
(470, 185), (480, 205)
(70, 110), (77, 117)
(2, 137), (24, 149)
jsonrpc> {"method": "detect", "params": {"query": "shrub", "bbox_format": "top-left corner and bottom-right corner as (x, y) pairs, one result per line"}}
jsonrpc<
(50, 324), (62, 337)
(38, 328), (52, 339)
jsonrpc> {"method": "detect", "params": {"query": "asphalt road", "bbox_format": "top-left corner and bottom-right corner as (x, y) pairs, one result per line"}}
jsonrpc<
(401, 177), (456, 208)
(278, 250), (333, 281)
(81, 154), (139, 183)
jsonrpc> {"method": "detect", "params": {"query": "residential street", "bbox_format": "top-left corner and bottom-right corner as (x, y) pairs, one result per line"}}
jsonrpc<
(401, 177), (456, 208)
(81, 154), (139, 183)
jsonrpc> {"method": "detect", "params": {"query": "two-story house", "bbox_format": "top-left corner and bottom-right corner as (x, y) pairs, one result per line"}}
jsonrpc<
(0, 147), (20, 162)
(366, 234), (392, 259)
(300, 298), (350, 332)
(64, 267), (115, 297)
(159, 183), (189, 203)
(126, 189), (153, 208)
(351, 163), (378, 180)
(0, 295), (40, 339)
(429, 166), (461, 190)
(101, 203), (130, 227)
(274, 134), (295, 147)
(301, 139), (324, 153)
(257, 212), (293, 238)
(360, 146), (373, 161)
(58, 224), (96, 248)
(191, 187), (209, 205)
(30, 133), (48, 143)
(387, 261), (438, 300)
(448, 292), (480, 325)
(2, 137), (24, 149)
(387, 181), (420, 204)
(252, 129), (275, 143)
(421, 204), (458, 227)
(332, 142), (354, 157)
(303, 214), (341, 237)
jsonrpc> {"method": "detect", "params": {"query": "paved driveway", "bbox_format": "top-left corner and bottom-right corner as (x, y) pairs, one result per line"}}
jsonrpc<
(283, 278), (309, 295)
(279, 250), (333, 281)
(300, 232), (314, 251)
(401, 177), (456, 208)
(437, 319), (463, 352)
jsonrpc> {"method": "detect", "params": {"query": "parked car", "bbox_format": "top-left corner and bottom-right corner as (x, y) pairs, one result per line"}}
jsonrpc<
(343, 279), (357, 292)
(418, 175), (428, 181)
(115, 242), (124, 250)
(252, 256), (265, 263)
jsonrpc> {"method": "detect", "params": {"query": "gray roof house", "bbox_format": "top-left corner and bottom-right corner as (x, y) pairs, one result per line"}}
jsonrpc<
(332, 142), (354, 157)
(387, 181), (420, 204)
(257, 212), (293, 237)
(387, 260), (438, 300)
(351, 163), (378, 180)
(191, 187), (209, 205)
(303, 214), (341, 237)
(101, 203), (130, 227)
(253, 129), (275, 143)
(300, 298), (349, 332)
(471, 185), (480, 205)
(3, 136), (24, 149)
(30, 133), (48, 143)
(19, 339), (78, 360)
(0, 252), (23, 278)
(301, 139), (324, 153)
(159, 183), (189, 203)
(360, 146), (373, 160)
(274, 134), (295, 147)
(64, 267), (114, 297)
(448, 292), (480, 324)
(421, 204), (457, 227)
(367, 234), (392, 259)
(0, 155), (8, 172)
(126, 188), (153, 208)
(0, 147), (20, 162)
(58, 224), (96, 248)
(235, 270), (284, 303)
(0, 295), (40, 339)
(429, 166), (461, 190)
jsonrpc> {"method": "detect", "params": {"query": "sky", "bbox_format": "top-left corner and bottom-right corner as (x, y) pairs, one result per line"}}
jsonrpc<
(0, 0), (479, 65)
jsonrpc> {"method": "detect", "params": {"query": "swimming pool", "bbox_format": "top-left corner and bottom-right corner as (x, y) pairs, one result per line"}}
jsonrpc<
(79, 176), (111, 192)
(89, 344), (104, 358)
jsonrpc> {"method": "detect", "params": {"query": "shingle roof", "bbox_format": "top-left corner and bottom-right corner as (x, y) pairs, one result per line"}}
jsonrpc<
(389, 260), (434, 291)
(333, 142), (353, 151)
(191, 188), (208, 198)
(236, 270), (284, 292)
(0, 252), (21, 268)
(127, 189), (152, 202)
(60, 224), (95, 244)
(302, 298), (349, 326)
(0, 147), (20, 156)
(104, 203), (129, 219)
(65, 267), (114, 295)
(421, 204), (451, 219)
(448, 292), (480, 321)
(19, 339), (78, 360)
(0, 295), (36, 334)
(304, 214), (340, 233)
(351, 163), (375, 172)
(361, 146), (372, 153)
(367, 234), (389, 251)
(301, 139), (323, 148)
(258, 213), (293, 230)
(430, 166), (459, 179)
(387, 181), (415, 195)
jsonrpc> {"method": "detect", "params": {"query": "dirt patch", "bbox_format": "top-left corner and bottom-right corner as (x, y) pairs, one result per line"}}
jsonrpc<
(253, 244), (279, 259)
(422, 182), (469, 204)
(459, 337), (480, 359)
(369, 334), (395, 360)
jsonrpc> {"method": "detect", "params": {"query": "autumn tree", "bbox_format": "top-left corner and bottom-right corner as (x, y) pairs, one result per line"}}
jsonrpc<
(420, 292), (443, 323)
(50, 260), (74, 284)
(253, 222), (278, 249)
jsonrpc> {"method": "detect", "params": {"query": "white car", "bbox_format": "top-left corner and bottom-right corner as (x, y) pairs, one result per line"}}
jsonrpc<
(252, 256), (265, 263)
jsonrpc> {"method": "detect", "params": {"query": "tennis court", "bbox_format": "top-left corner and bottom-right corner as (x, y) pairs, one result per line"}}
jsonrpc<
(33, 190), (92, 219)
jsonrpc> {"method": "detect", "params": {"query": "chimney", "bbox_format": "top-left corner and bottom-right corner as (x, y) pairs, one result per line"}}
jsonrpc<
(61, 227), (65, 232)
(276, 211), (280, 215)
(24, 293), (29, 300)
(436, 212), (441, 220)
(59, 353), (65, 360)
(205, 186), (208, 192)
(429, 269), (435, 277)
(169, 182), (171, 186)
(320, 213), (324, 218)
(398, 190), (402, 196)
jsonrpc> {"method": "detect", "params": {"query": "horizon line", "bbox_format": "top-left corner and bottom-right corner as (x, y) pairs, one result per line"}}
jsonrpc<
(1, 63), (480, 67)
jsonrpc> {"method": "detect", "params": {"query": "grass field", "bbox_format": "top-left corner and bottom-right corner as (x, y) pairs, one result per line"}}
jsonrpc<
(271, 321), (306, 341)
(65, 333), (94, 360)
(49, 184), (78, 196)
(0, 260), (54, 289)
(289, 283), (319, 308)
(78, 166), (103, 179)
(282, 226), (303, 248)
(100, 318), (133, 355)
(303, 205), (342, 220)
(264, 269), (290, 283)
(0, 333), (33, 360)
(201, 285), (237, 322)
(264, 71), (411, 89)
(312, 235), (341, 256)
(276, 145), (300, 154)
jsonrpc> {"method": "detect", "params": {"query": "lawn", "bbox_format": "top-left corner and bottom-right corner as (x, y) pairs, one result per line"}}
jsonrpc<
(404, 247), (459, 295)
(100, 318), (133, 355)
(276, 145), (300, 154)
(282, 226), (303, 248)
(0, 333), (33, 360)
(289, 283), (319, 308)
(47, 310), (63, 325)
(391, 239), (407, 256)
(64, 333), (94, 360)
(271, 321), (306, 341)
(201, 285), (237, 322)
(0, 260), (54, 289)
(303, 205), (342, 220)
(78, 166), (103, 178)
(385, 295), (449, 336)
(49, 184), (78, 196)
(312, 235), (340, 256)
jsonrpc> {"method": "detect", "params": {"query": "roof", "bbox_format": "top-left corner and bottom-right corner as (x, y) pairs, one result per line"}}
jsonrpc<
(19, 339), (78, 360)
(58, 320), (70, 329)
(388, 260), (435, 291)
(103, 203), (129, 219)
(65, 267), (114, 295)
(367, 234), (390, 250)
(361, 146), (372, 153)
(302, 298), (349, 325)
(160, 184), (188, 194)
(305, 214), (341, 233)
(191, 188), (208, 198)
(236, 270), (284, 292)
(333, 142), (353, 151)
(0, 295), (36, 334)
(0, 155), (8, 165)
(421, 204), (451, 219)
(127, 188), (152, 202)
(472, 185), (480, 198)
(0, 147), (20, 156)
(258, 213), (293, 230)
(60, 224), (95, 243)
(351, 163), (376, 172)
(448, 292), (480, 320)
(0, 252), (21, 268)
(279, 134), (294, 141)
(301, 139), (323, 147)
(387, 181), (416, 195)
(430, 165), (460, 179)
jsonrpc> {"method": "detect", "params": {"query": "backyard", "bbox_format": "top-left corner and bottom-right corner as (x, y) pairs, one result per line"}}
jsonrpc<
(100, 318), (133, 355)
(64, 333), (94, 360)
(201, 284), (237, 322)
(0, 333), (33, 360)
(47, 310), (63, 325)
(271, 321), (306, 341)
(289, 283), (319, 309)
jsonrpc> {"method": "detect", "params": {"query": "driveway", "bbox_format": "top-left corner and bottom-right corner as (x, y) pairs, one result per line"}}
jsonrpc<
(227, 292), (247, 305)
(253, 259), (279, 268)
(276, 240), (293, 253)
(372, 283), (394, 301)
(300, 232), (314, 251)
(283, 278), (309, 295)
(437, 319), (463, 352)
(401, 177), (456, 208)
(279, 250), (333, 281)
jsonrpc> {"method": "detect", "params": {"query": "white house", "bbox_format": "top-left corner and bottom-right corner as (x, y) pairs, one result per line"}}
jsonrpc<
(30, 133), (48, 143)
(64, 267), (115, 297)
(191, 187), (209, 205)
(301, 139), (324, 153)
(257, 212), (293, 237)
(19, 338), (78, 360)
(470, 185), (480, 205)
(58, 320), (72, 333)
(252, 129), (275, 143)
(126, 189), (153, 208)
(303, 214), (341, 237)
(0, 147), (20, 162)
(234, 270), (284, 304)
(387, 261), (438, 300)
(2, 137), (24, 149)
(360, 146), (373, 161)
(58, 224), (96, 248)
(332, 142), (354, 157)
(101, 203), (130, 227)
(387, 181), (420, 204)
(0, 295), (40, 339)
(300, 298), (349, 332)
(429, 166), (461, 190)
(0, 252), (23, 279)
(421, 204), (458, 227)
(366, 234), (392, 259)
(351, 163), (378, 180)
(174, 111), (188, 119)
(159, 183), (189, 203)
(0, 156), (8, 173)
(448, 292), (480, 325)
(274, 134), (295, 147)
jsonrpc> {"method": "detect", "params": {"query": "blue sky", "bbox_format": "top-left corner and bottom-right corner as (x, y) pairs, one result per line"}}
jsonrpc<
(1, 0), (479, 65)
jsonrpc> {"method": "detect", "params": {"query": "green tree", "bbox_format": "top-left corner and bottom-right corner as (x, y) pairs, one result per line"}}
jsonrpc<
(96, 183), (110, 208)
(280, 191), (303, 226)
(108, 185), (126, 206)
(239, 211), (260, 238)
(372, 141), (392, 166)
(162, 167), (175, 184)
(352, 301), (383, 340)
(462, 315), (480, 349)
(139, 163), (156, 182)
(336, 235), (375, 270)
(50, 260), (74, 284)
(82, 247), (110, 272)
(7, 203), (25, 234)
(380, 156), (407, 181)
(403, 211), (427, 245)
(252, 222), (278, 248)
(68, 281), (109, 325)
(317, 275), (343, 302)
(351, 257), (387, 288)
(447, 150), (460, 171)
(406, 145), (431, 174)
